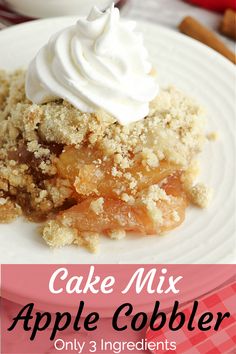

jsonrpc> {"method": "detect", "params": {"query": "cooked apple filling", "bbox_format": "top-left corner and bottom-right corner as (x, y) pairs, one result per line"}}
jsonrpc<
(0, 70), (211, 252)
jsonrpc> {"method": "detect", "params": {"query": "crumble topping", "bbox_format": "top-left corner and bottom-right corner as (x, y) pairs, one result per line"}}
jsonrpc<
(121, 193), (135, 205)
(43, 219), (100, 253)
(1, 70), (205, 169)
(42, 220), (77, 248)
(141, 148), (160, 168)
(188, 183), (213, 208)
(107, 229), (126, 240)
(0, 197), (7, 205)
(172, 210), (180, 222)
(207, 131), (219, 141)
(0, 69), (212, 252)
(89, 197), (104, 215)
(74, 232), (100, 253)
(0, 198), (21, 223)
(137, 185), (171, 225)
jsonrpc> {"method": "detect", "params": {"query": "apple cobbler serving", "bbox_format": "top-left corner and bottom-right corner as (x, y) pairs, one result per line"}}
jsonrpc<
(0, 5), (211, 252)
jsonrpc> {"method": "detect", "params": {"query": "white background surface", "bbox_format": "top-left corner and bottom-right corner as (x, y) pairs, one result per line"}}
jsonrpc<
(121, 0), (235, 51)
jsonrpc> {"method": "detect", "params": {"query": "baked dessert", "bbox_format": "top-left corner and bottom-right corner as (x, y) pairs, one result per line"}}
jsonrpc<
(0, 5), (211, 252)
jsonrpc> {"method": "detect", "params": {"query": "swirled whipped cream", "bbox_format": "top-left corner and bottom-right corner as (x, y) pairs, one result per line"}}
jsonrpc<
(26, 5), (159, 125)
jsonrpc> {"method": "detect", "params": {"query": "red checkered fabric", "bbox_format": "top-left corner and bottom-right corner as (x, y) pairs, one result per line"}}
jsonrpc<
(146, 282), (236, 354)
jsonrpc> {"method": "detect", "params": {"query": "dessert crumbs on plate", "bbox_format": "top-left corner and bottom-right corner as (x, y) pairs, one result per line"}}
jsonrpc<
(187, 183), (213, 209)
(0, 70), (212, 252)
(207, 131), (219, 141)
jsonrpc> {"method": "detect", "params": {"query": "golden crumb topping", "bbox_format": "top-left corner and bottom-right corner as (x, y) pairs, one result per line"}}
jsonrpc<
(0, 71), (205, 170)
(107, 228), (126, 240)
(188, 183), (213, 208)
(89, 197), (104, 215)
(42, 220), (77, 248)
(0, 198), (21, 223)
(0, 69), (212, 252)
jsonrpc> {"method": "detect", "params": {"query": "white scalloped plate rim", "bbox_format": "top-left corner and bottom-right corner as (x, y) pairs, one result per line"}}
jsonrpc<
(0, 18), (235, 264)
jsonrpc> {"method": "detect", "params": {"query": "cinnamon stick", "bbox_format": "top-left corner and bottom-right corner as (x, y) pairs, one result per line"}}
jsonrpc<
(220, 9), (236, 40)
(179, 16), (236, 65)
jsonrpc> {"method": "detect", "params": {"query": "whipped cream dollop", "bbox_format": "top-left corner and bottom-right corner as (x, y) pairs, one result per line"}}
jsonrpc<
(26, 5), (159, 125)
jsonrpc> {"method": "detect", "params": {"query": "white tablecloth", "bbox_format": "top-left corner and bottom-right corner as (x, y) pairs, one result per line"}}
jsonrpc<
(121, 0), (235, 50)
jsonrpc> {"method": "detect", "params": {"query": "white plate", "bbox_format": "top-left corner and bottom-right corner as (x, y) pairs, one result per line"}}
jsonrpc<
(0, 18), (235, 264)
